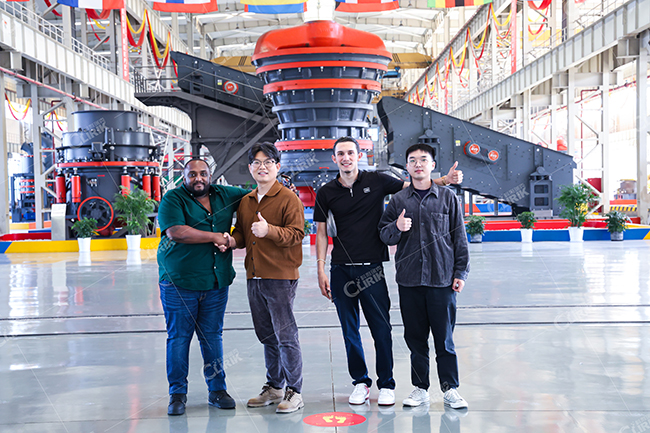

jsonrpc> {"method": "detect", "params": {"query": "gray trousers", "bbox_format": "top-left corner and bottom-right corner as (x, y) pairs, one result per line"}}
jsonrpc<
(247, 279), (303, 393)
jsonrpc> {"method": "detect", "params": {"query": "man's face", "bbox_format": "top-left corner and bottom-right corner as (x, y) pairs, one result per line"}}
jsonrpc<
(184, 160), (211, 197)
(406, 149), (435, 182)
(332, 141), (361, 175)
(249, 151), (280, 185)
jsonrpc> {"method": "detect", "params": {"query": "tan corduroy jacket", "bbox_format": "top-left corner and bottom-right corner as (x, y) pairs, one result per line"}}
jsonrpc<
(232, 180), (304, 280)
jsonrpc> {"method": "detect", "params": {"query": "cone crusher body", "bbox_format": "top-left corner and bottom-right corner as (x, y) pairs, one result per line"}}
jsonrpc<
(55, 111), (160, 235)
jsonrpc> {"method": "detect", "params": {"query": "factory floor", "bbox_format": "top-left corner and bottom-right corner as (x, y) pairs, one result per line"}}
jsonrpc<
(1, 240), (650, 433)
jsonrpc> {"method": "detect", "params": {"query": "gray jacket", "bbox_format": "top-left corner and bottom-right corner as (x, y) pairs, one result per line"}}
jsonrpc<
(379, 183), (470, 287)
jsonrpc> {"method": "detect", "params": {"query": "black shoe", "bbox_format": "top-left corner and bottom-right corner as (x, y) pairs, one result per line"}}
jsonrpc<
(209, 390), (236, 409)
(168, 393), (187, 416)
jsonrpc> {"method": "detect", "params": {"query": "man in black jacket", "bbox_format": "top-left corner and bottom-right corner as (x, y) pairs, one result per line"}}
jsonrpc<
(379, 143), (470, 410)
(315, 137), (463, 407)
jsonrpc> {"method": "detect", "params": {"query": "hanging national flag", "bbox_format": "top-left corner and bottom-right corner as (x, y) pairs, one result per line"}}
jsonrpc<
(6, 0), (30, 3)
(335, 0), (398, 13)
(153, 0), (218, 13)
(244, 3), (305, 13)
(56, 0), (124, 8)
(427, 0), (491, 7)
(241, 0), (304, 4)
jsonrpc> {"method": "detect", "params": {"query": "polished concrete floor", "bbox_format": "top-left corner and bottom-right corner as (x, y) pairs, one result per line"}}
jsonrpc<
(1, 240), (650, 432)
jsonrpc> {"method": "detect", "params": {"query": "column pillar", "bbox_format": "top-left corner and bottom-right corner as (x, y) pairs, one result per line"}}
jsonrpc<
(0, 73), (9, 235)
(30, 84), (45, 229)
(636, 32), (649, 224)
(187, 14), (194, 56)
(566, 68), (577, 160)
(601, 53), (611, 213)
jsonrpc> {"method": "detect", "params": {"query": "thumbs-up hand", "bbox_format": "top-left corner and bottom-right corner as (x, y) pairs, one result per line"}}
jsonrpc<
(396, 209), (412, 232)
(446, 161), (463, 184)
(251, 212), (269, 238)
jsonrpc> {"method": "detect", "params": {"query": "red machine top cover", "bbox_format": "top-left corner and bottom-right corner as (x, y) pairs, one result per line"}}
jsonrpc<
(252, 20), (391, 62)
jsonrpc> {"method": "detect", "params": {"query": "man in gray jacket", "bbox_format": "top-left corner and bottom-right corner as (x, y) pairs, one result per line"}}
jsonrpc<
(379, 143), (470, 410)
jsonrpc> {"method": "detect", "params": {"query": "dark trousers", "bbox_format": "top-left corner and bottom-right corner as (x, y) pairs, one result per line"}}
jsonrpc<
(330, 264), (395, 390)
(160, 280), (229, 395)
(398, 284), (459, 391)
(247, 279), (303, 393)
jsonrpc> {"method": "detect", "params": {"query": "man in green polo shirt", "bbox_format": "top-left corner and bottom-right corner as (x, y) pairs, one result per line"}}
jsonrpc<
(157, 158), (248, 415)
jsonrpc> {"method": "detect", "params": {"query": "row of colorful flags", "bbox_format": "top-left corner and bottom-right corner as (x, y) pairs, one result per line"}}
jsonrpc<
(8, 0), (493, 14)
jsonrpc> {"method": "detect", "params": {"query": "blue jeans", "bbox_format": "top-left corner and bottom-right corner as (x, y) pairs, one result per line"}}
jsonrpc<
(160, 280), (229, 395)
(330, 264), (395, 390)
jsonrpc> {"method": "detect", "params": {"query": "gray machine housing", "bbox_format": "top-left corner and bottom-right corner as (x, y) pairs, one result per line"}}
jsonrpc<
(377, 97), (576, 215)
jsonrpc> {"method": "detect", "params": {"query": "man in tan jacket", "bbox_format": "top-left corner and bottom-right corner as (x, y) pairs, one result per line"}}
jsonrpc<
(230, 142), (305, 413)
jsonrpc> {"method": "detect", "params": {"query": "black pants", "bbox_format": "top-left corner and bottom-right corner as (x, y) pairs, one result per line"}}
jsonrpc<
(398, 285), (459, 391)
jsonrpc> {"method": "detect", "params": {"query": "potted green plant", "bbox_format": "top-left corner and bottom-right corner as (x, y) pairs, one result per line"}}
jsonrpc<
(516, 211), (537, 243)
(604, 210), (630, 241)
(71, 217), (98, 253)
(113, 186), (157, 250)
(556, 183), (596, 242)
(466, 215), (486, 243)
(303, 220), (312, 245)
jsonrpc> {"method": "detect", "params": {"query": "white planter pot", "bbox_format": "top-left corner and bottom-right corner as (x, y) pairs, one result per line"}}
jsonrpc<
(610, 231), (624, 241)
(520, 229), (533, 243)
(568, 226), (583, 242)
(126, 234), (142, 250)
(470, 233), (483, 243)
(77, 237), (91, 252)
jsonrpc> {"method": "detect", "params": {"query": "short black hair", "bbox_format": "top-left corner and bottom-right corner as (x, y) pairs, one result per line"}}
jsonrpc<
(406, 143), (435, 161)
(332, 136), (360, 154)
(184, 157), (210, 172)
(248, 141), (281, 164)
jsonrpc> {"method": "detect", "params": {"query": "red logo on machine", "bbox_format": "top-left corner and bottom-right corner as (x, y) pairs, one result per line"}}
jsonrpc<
(488, 150), (500, 161)
(464, 142), (480, 155)
(224, 81), (238, 94)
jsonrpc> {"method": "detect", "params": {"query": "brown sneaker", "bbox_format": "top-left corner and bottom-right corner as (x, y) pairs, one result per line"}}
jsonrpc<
(247, 384), (284, 407)
(276, 388), (304, 413)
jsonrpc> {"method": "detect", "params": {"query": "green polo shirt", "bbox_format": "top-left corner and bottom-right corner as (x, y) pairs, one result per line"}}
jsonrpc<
(157, 184), (249, 291)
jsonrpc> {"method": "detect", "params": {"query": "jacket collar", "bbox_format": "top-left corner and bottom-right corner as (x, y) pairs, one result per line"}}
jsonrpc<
(407, 180), (439, 198)
(251, 179), (282, 198)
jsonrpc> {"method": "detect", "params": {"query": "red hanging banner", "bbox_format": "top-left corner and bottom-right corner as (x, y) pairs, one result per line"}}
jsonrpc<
(509, 0), (517, 73)
(120, 8), (129, 81)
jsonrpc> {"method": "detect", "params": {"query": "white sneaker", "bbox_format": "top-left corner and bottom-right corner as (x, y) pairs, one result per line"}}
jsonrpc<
(378, 388), (395, 406)
(348, 383), (370, 405)
(443, 388), (468, 409)
(402, 387), (430, 407)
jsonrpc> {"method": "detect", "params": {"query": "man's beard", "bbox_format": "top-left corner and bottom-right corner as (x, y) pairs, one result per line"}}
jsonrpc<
(186, 182), (208, 197)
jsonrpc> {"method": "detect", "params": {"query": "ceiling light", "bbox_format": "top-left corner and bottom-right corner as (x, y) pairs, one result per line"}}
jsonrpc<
(225, 4), (230, 11)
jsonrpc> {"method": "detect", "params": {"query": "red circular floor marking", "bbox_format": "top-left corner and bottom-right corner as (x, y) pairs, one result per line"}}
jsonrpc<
(303, 412), (366, 427)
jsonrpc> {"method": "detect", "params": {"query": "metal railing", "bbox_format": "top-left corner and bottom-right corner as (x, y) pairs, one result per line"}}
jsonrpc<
(130, 65), (176, 93)
(0, 0), (110, 71)
(411, 0), (632, 112)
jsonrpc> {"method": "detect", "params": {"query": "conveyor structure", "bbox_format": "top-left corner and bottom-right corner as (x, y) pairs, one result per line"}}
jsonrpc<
(135, 51), (279, 185)
(377, 97), (577, 215)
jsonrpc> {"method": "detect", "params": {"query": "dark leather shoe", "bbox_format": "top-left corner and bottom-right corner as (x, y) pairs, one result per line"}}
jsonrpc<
(209, 390), (236, 409)
(168, 393), (187, 416)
